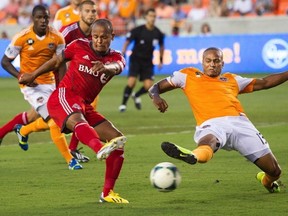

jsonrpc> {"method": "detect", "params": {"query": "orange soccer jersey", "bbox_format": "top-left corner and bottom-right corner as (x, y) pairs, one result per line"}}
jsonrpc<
(53, 5), (80, 30)
(6, 25), (65, 85)
(168, 68), (256, 126)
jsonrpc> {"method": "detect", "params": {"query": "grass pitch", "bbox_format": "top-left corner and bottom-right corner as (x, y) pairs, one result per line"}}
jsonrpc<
(0, 76), (288, 216)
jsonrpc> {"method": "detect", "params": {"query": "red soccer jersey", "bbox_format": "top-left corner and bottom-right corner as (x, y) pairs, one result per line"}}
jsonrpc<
(60, 22), (92, 45)
(59, 38), (125, 104)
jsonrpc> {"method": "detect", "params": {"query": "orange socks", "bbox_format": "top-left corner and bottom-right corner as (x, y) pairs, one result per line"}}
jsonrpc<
(262, 173), (280, 188)
(90, 95), (99, 110)
(192, 145), (213, 163)
(20, 117), (49, 136)
(48, 119), (73, 164)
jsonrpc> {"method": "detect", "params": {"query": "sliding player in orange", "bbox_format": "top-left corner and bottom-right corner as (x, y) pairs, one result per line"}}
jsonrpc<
(149, 47), (288, 193)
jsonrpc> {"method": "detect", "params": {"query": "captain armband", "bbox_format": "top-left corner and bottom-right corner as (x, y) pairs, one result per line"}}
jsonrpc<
(148, 84), (160, 99)
(105, 62), (121, 75)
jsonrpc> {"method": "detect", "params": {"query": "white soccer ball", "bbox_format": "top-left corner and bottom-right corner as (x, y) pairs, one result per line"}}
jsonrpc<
(150, 162), (181, 192)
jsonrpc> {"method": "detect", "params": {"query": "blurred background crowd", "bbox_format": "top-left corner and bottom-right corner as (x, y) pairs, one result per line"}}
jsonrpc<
(0, 0), (287, 39)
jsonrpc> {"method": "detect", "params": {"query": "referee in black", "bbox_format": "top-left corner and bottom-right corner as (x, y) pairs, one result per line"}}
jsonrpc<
(119, 8), (165, 112)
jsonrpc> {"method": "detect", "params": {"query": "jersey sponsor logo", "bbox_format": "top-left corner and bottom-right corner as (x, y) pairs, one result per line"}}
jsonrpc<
(27, 38), (34, 45)
(262, 39), (288, 69)
(78, 63), (109, 84)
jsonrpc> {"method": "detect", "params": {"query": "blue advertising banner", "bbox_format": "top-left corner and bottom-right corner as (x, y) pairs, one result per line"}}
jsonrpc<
(0, 33), (287, 77)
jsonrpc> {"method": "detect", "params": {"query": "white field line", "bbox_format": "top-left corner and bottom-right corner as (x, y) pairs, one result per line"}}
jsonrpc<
(2, 122), (288, 146)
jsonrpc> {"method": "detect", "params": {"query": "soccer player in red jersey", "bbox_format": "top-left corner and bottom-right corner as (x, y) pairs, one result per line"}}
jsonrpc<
(19, 19), (129, 203)
(59, 0), (98, 162)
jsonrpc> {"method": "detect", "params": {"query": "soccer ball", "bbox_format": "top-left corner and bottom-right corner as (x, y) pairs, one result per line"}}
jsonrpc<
(150, 162), (181, 192)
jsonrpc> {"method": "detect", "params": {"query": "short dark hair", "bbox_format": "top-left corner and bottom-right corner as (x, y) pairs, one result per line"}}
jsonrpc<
(32, 5), (49, 17)
(203, 47), (223, 58)
(92, 19), (113, 34)
(145, 8), (156, 15)
(79, 0), (96, 10)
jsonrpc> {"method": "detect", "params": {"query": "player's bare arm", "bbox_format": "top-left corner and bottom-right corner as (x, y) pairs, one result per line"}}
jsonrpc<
(92, 61), (122, 76)
(19, 54), (64, 85)
(1, 55), (20, 78)
(253, 71), (288, 91)
(148, 79), (176, 113)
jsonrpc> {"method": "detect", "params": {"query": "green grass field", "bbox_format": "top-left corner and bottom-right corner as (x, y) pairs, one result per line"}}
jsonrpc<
(0, 76), (288, 216)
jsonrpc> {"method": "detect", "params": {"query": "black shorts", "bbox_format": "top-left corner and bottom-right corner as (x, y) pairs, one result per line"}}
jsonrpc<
(128, 58), (154, 81)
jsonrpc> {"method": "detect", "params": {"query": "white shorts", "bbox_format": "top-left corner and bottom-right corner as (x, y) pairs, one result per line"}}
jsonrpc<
(194, 115), (271, 162)
(20, 83), (56, 119)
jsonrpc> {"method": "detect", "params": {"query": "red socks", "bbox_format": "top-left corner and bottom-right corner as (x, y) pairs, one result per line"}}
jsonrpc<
(102, 149), (124, 196)
(73, 122), (102, 152)
(0, 112), (28, 138)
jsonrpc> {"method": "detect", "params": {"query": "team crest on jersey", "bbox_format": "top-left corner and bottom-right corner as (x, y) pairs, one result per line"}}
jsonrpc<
(219, 77), (228, 82)
(48, 43), (55, 49)
(195, 71), (201, 77)
(36, 96), (44, 104)
(65, 13), (70, 18)
(72, 103), (81, 110)
(27, 38), (34, 45)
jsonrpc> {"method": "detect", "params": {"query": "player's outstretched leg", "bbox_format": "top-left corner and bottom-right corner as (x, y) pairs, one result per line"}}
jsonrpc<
(161, 142), (197, 165)
(14, 124), (29, 151)
(97, 136), (126, 160)
(99, 190), (129, 204)
(256, 171), (280, 193)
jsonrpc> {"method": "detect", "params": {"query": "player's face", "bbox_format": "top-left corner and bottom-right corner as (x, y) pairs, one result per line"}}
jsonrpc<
(80, 4), (97, 26)
(146, 11), (156, 26)
(91, 24), (114, 54)
(32, 9), (50, 36)
(202, 50), (224, 77)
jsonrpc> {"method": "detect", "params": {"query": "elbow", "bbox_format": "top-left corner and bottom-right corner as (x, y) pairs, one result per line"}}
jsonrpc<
(1, 57), (7, 69)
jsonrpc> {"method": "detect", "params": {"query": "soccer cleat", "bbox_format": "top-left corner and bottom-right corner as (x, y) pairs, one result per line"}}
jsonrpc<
(161, 142), (197, 165)
(132, 93), (141, 110)
(14, 124), (29, 151)
(256, 171), (280, 193)
(70, 147), (90, 163)
(97, 136), (126, 160)
(68, 158), (83, 170)
(99, 190), (129, 204)
(118, 105), (127, 112)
